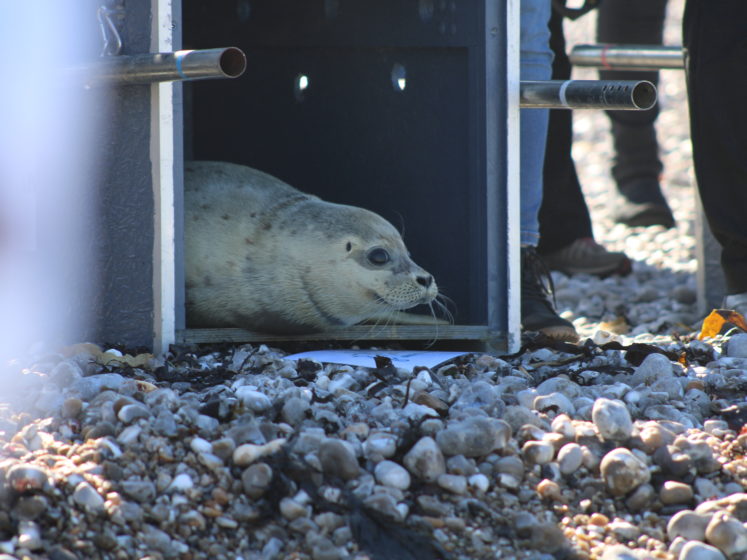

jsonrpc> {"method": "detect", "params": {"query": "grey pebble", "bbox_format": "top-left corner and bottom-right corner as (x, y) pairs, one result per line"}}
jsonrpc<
(374, 460), (410, 490)
(679, 541), (726, 560)
(521, 440), (555, 465)
(435, 416), (510, 457)
(557, 443), (584, 475)
(241, 462), (273, 498)
(592, 398), (633, 442)
(73, 481), (105, 512)
(319, 439), (360, 480)
(660, 480), (694, 505)
(437, 473), (468, 494)
(600, 448), (650, 496)
(403, 437), (446, 482)
(120, 480), (156, 502)
(726, 333), (747, 358)
(705, 512), (747, 557)
(667, 509), (710, 541)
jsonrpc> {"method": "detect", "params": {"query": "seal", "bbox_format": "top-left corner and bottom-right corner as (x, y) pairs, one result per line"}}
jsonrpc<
(184, 161), (442, 333)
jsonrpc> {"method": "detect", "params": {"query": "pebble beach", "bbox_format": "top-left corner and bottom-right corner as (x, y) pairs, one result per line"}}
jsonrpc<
(6, 1), (747, 559)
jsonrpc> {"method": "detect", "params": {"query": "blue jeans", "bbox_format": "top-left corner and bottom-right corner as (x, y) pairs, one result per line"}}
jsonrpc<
(520, 0), (553, 246)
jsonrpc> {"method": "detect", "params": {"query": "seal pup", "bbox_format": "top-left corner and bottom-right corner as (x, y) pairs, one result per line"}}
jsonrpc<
(185, 161), (443, 333)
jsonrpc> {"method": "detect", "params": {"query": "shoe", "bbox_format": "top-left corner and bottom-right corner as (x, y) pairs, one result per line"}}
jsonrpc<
(540, 238), (632, 277)
(613, 199), (675, 229)
(613, 177), (675, 229)
(724, 292), (747, 317)
(521, 246), (579, 343)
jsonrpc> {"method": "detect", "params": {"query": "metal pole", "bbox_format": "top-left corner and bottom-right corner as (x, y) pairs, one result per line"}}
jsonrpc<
(520, 79), (657, 110)
(569, 44), (685, 71)
(70, 47), (247, 87)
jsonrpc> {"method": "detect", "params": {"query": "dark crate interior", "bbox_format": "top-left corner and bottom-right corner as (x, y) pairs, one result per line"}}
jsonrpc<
(182, 0), (509, 344)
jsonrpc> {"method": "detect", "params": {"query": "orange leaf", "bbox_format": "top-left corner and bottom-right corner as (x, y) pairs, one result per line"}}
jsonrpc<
(698, 309), (747, 340)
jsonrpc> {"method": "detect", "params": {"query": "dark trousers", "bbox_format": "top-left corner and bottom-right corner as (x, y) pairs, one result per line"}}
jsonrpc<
(684, 0), (747, 294)
(537, 8), (593, 253)
(538, 0), (667, 253)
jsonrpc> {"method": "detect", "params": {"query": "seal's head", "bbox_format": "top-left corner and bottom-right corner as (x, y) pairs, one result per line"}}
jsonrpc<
(283, 202), (438, 330)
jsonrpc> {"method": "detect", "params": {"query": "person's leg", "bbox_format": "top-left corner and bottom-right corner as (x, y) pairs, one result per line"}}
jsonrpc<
(537, 7), (631, 277)
(537, 8), (593, 251)
(520, 0), (553, 248)
(684, 0), (747, 313)
(598, 0), (673, 227)
(519, 0), (578, 341)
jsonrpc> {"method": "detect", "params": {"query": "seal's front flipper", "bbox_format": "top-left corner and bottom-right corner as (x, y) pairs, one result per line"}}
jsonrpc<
(363, 311), (450, 326)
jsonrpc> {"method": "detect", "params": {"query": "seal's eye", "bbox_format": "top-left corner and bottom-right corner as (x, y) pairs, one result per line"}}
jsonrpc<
(345, 242), (352, 252)
(367, 247), (390, 266)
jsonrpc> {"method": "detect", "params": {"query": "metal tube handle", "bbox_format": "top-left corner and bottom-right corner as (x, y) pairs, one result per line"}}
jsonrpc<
(520, 79), (657, 110)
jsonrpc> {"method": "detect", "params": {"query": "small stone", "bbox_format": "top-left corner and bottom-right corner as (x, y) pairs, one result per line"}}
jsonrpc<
(403, 437), (446, 483)
(190, 437), (212, 454)
(680, 541), (726, 560)
(211, 438), (236, 462)
(609, 520), (639, 541)
(521, 440), (554, 465)
(495, 455), (525, 479)
(117, 403), (150, 424)
(14, 496), (48, 520)
(241, 463), (273, 499)
(446, 454), (477, 476)
(374, 461), (411, 490)
(363, 492), (404, 522)
(536, 377), (582, 399)
(705, 512), (747, 557)
(120, 480), (156, 503)
(435, 417), (510, 457)
(468, 473), (490, 493)
(282, 397), (310, 425)
(531, 523), (566, 553)
(667, 509), (710, 541)
(363, 432), (398, 460)
(533, 392), (575, 415)
(502, 405), (543, 430)
(166, 473), (193, 492)
(61, 398), (83, 419)
(235, 387), (272, 412)
(437, 473), (468, 494)
(592, 398), (633, 441)
(319, 439), (360, 480)
(600, 544), (646, 560)
(631, 353), (675, 385)
(694, 477), (721, 500)
(536, 479), (562, 501)
(197, 451), (224, 470)
(726, 333), (747, 358)
(73, 481), (105, 512)
(513, 511), (539, 538)
(600, 448), (651, 496)
(117, 425), (141, 445)
(551, 414), (576, 438)
(412, 390), (449, 414)
(17, 520), (42, 550)
(7, 465), (49, 494)
(233, 438), (286, 467)
(704, 420), (730, 434)
(557, 442), (583, 475)
(659, 480), (694, 505)
(279, 497), (308, 521)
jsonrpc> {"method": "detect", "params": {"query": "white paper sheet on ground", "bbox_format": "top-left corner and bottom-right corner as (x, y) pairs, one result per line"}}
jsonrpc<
(284, 350), (469, 369)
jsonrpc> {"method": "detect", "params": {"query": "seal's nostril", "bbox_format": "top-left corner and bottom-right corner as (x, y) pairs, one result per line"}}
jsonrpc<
(417, 275), (433, 288)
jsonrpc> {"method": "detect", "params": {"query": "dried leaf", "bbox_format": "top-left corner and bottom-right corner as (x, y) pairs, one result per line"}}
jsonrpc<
(698, 309), (747, 340)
